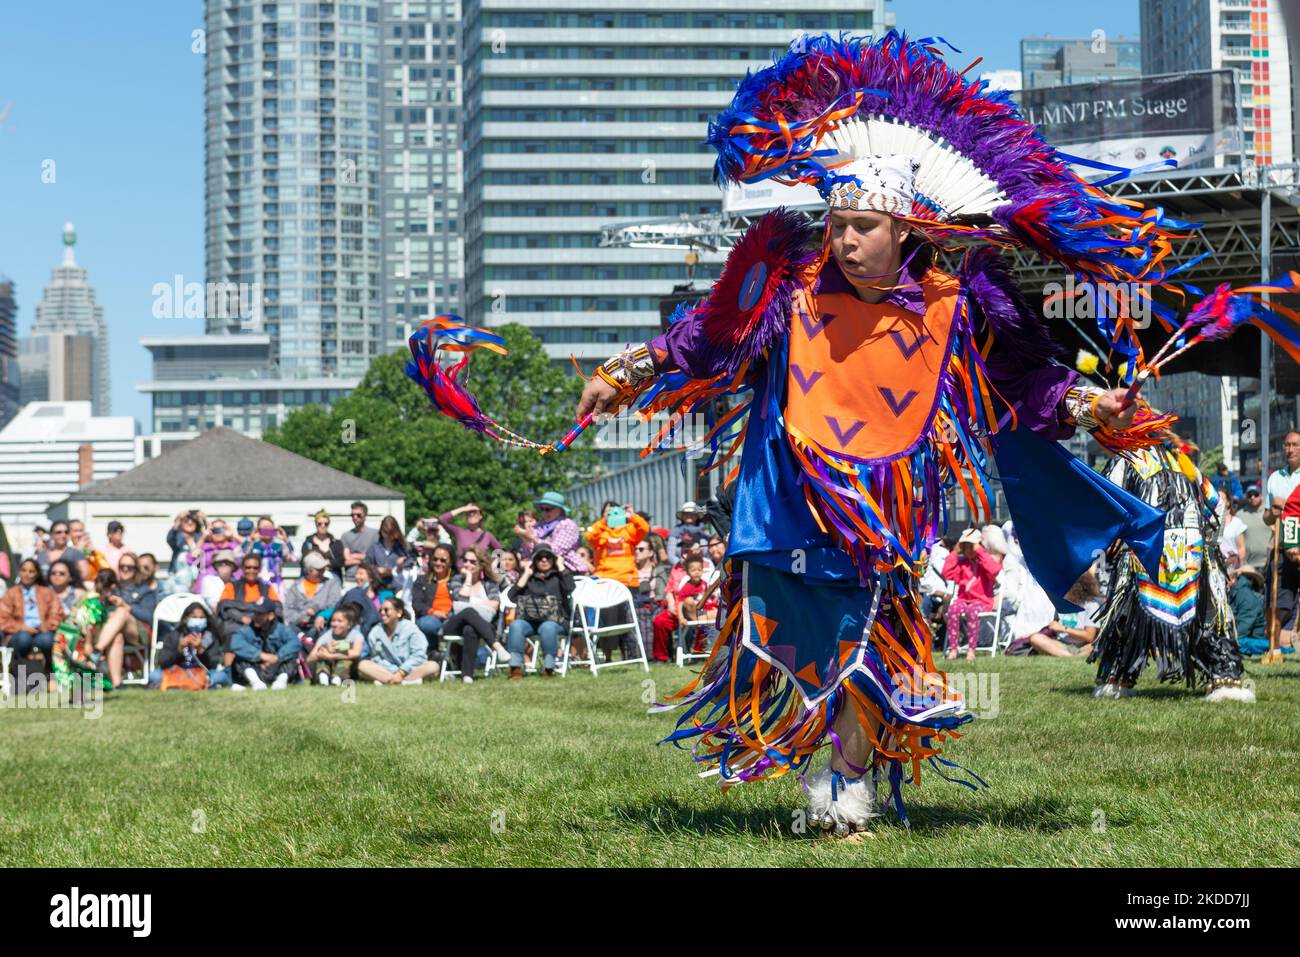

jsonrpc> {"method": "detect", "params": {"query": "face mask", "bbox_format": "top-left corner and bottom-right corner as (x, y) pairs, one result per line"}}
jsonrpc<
(186, 616), (207, 631)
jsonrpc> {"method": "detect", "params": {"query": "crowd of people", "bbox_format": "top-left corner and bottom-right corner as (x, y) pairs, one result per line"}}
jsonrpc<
(6, 436), (1296, 696)
(920, 438), (1300, 664)
(0, 495), (730, 694)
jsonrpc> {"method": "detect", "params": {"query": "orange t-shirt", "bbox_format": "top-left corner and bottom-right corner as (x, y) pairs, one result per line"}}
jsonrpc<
(431, 577), (453, 617)
(219, 581), (281, 603)
(587, 514), (650, 588)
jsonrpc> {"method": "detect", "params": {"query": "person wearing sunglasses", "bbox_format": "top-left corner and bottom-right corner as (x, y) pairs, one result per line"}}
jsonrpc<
(45, 560), (83, 615)
(0, 559), (62, 673)
(87, 554), (159, 686)
(301, 509), (345, 579)
(411, 545), (455, 653)
(440, 545), (507, 683)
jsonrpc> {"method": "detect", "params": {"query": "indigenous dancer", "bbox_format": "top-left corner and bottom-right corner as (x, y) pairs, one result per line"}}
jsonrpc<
(406, 32), (1300, 833)
(1090, 436), (1254, 702)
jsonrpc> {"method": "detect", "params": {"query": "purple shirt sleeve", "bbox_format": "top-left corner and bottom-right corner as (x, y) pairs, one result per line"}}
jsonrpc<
(985, 356), (1080, 442)
(646, 316), (716, 379)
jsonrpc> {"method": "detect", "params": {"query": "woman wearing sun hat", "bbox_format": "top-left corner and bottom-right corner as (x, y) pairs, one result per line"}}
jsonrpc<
(518, 492), (589, 575)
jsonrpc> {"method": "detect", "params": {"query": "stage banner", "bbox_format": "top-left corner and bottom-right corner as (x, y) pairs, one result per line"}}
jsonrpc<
(1018, 70), (1242, 174)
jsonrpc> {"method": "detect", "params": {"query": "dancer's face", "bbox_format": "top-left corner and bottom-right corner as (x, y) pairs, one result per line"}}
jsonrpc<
(828, 209), (911, 299)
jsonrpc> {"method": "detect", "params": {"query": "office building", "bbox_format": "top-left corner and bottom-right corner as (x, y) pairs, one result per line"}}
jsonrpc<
(1141, 0), (1293, 165)
(1020, 34), (1142, 89)
(0, 279), (18, 429)
(0, 401), (139, 554)
(30, 224), (110, 415)
(460, 1), (887, 467)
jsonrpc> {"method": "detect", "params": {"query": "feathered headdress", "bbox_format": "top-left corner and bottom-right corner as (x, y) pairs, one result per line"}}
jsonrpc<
(408, 31), (1300, 448)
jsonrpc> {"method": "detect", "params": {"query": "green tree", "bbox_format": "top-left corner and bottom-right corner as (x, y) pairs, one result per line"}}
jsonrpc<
(265, 323), (598, 543)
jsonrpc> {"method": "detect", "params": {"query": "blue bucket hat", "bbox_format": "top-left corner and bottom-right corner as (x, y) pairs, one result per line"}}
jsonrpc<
(237, 517), (254, 534)
(535, 491), (568, 512)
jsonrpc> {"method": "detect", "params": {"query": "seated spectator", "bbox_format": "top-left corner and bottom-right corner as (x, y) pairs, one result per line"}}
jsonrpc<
(233, 517), (256, 555)
(301, 509), (345, 579)
(506, 546), (573, 679)
(366, 515), (414, 581)
(0, 559), (62, 673)
(247, 516), (296, 587)
(166, 510), (205, 575)
(307, 603), (364, 685)
(51, 568), (118, 690)
(149, 600), (230, 689)
(663, 531), (715, 597)
(919, 536), (954, 622)
(70, 520), (110, 579)
(1027, 569), (1104, 657)
(101, 521), (130, 575)
(440, 501), (503, 553)
(357, 596), (441, 684)
(411, 545), (455, 652)
(215, 554), (283, 670)
(519, 493), (589, 574)
(201, 549), (239, 610)
(91, 552), (161, 687)
(493, 548), (522, 588)
(668, 501), (708, 563)
(442, 545), (507, 683)
(188, 519), (236, 592)
(587, 501), (649, 588)
(653, 555), (718, 661)
(46, 560), (83, 615)
(678, 556), (720, 653)
(1230, 565), (1286, 657)
(230, 598), (301, 690)
(705, 533), (727, 586)
(634, 539), (669, 654)
(942, 528), (1002, 662)
(36, 520), (89, 585)
(338, 561), (392, 636)
(1219, 499), (1247, 570)
(283, 551), (341, 640)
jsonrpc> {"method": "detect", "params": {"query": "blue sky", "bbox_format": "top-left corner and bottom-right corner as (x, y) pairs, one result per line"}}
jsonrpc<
(0, 1), (1140, 428)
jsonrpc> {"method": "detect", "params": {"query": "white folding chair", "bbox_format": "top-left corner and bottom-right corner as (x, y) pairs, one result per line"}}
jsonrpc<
(976, 594), (1007, 656)
(674, 620), (715, 668)
(438, 613), (502, 681)
(149, 593), (210, 680)
(1, 645), (11, 699)
(560, 577), (649, 676)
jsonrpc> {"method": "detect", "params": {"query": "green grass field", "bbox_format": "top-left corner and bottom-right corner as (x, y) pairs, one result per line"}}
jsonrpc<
(2, 655), (1297, 867)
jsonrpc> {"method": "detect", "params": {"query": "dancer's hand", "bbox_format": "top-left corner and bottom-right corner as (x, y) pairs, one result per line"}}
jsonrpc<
(576, 376), (619, 420)
(1095, 388), (1138, 430)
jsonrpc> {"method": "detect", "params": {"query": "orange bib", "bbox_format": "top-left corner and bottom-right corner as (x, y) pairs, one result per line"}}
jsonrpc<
(785, 271), (959, 462)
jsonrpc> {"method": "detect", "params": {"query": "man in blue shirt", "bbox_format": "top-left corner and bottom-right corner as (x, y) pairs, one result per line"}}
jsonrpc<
(230, 598), (301, 691)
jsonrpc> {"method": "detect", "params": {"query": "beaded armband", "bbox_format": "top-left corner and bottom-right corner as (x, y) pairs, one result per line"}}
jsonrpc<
(1063, 384), (1106, 431)
(595, 344), (656, 389)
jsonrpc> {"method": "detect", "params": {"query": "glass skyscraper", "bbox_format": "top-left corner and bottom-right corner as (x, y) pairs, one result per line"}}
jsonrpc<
(460, 2), (885, 468)
(203, 0), (383, 394)
(380, 0), (463, 339)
